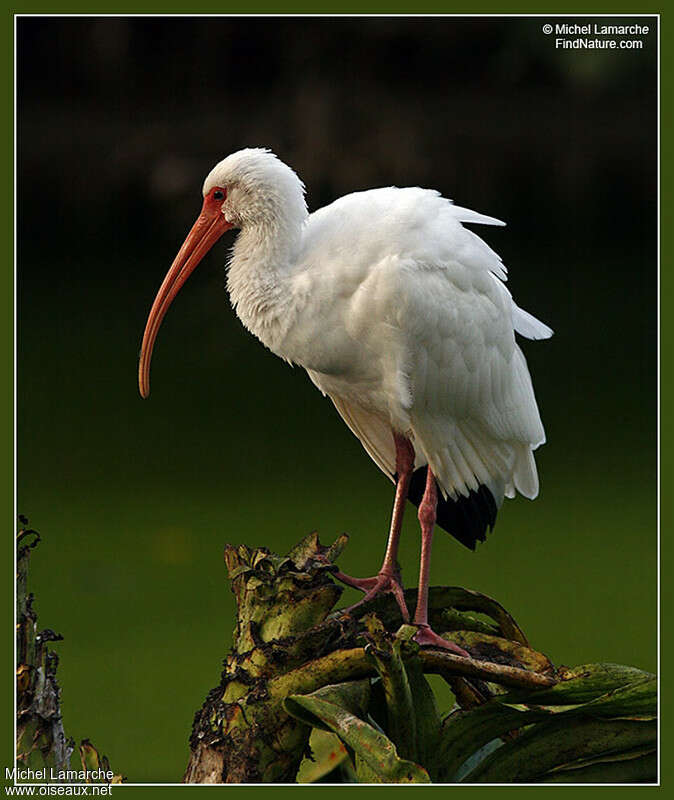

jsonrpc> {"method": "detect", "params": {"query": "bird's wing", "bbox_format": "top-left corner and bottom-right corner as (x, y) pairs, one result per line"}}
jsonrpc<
(327, 393), (428, 478)
(304, 372), (427, 479)
(388, 254), (547, 507)
(301, 188), (550, 508)
(328, 394), (397, 477)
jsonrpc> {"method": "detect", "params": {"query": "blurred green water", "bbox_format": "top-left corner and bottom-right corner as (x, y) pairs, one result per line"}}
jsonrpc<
(18, 249), (656, 782)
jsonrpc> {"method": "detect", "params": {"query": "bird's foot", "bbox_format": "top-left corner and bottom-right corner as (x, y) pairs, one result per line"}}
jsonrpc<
(333, 568), (410, 622)
(413, 623), (471, 657)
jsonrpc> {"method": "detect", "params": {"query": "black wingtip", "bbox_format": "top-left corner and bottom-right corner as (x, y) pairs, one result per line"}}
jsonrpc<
(404, 467), (498, 551)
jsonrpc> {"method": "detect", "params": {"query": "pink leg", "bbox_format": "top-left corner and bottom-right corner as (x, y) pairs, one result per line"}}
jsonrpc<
(333, 432), (414, 621)
(412, 467), (470, 657)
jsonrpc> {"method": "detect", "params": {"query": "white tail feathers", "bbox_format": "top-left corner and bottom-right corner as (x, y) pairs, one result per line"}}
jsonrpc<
(513, 446), (540, 499)
(512, 302), (553, 340)
(451, 204), (506, 227)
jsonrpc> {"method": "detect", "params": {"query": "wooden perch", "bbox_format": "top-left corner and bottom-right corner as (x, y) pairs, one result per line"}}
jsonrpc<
(184, 533), (558, 783)
(15, 523), (656, 784)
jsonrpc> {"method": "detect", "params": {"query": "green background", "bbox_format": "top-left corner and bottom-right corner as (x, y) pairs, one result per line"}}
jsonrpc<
(12, 9), (659, 788)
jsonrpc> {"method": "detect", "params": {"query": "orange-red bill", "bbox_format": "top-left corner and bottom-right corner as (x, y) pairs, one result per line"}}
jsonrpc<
(138, 196), (233, 399)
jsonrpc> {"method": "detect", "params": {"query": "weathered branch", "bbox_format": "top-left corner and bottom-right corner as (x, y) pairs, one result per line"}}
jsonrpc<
(16, 522), (655, 784)
(419, 649), (555, 689)
(184, 533), (557, 783)
(16, 523), (74, 773)
(184, 537), (350, 783)
(15, 519), (122, 784)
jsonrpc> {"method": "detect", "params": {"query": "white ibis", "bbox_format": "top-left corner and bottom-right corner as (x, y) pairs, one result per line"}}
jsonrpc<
(139, 148), (552, 655)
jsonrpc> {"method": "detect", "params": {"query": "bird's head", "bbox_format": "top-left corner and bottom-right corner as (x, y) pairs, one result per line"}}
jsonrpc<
(202, 148), (306, 230)
(138, 148), (306, 400)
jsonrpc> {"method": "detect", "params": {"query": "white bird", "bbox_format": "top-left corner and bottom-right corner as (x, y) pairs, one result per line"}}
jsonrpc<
(139, 148), (552, 654)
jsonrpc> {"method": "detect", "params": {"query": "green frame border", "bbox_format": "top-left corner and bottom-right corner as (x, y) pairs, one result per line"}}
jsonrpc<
(4, 3), (667, 797)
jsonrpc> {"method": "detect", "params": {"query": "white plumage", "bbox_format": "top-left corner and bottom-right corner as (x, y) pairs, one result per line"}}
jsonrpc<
(139, 148), (552, 652)
(208, 150), (550, 508)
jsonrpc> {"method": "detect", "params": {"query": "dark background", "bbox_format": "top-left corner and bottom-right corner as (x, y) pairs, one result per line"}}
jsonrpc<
(17, 17), (657, 782)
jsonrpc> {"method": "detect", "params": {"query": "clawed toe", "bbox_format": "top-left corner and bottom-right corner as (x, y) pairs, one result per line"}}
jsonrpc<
(412, 624), (471, 657)
(334, 570), (410, 622)
(330, 570), (380, 594)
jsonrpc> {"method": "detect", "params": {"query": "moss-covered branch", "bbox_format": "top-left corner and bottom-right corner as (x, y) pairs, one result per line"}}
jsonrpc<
(184, 532), (576, 784)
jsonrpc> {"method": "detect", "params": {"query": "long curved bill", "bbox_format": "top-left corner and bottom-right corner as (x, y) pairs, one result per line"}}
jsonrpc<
(138, 200), (233, 399)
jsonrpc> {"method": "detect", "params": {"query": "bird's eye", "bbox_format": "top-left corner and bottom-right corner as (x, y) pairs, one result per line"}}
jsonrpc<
(213, 189), (225, 200)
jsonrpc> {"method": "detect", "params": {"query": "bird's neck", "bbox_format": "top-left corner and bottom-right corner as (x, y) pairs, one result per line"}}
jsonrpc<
(226, 216), (305, 355)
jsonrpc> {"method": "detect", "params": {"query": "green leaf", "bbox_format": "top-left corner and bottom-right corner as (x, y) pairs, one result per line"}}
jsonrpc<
(437, 702), (539, 781)
(401, 652), (442, 779)
(284, 680), (371, 731)
(364, 638), (418, 762)
(461, 716), (656, 783)
(296, 729), (349, 783)
(549, 742), (656, 773)
(541, 751), (657, 783)
(452, 738), (504, 782)
(437, 662), (657, 783)
(354, 753), (384, 783)
(500, 676), (657, 721)
(499, 663), (654, 707)
(285, 690), (430, 783)
(581, 676), (656, 720)
(428, 587), (529, 645)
